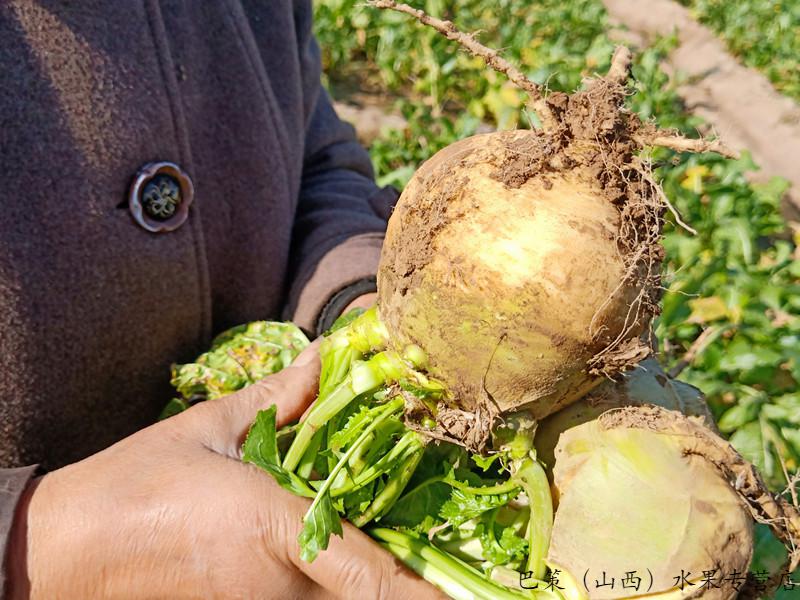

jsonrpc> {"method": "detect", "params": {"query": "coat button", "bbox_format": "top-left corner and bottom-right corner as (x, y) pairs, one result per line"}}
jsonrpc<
(129, 161), (194, 233)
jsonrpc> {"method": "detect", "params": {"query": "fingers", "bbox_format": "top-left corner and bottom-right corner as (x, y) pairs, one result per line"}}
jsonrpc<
(293, 523), (447, 600)
(199, 340), (322, 455)
(260, 340), (322, 428)
(341, 293), (377, 314)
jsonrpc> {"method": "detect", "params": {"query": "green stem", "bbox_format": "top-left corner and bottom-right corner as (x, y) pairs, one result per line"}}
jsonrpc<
(341, 431), (375, 482)
(296, 426), (325, 480)
(320, 344), (359, 399)
(379, 541), (487, 600)
(284, 349), (409, 472)
(437, 536), (486, 563)
(332, 430), (422, 497)
(370, 528), (548, 600)
(352, 442), (424, 527)
(447, 478), (521, 496)
(514, 459), (553, 580)
(326, 410), (344, 474)
(303, 398), (404, 523)
(283, 374), (358, 471)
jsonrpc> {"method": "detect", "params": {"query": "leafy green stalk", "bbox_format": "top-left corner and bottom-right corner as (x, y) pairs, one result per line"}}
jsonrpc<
(282, 374), (361, 471)
(436, 535), (486, 564)
(284, 349), (422, 472)
(242, 406), (316, 499)
(296, 426), (325, 480)
(445, 477), (520, 497)
(298, 397), (405, 561)
(308, 398), (404, 510)
(438, 475), (521, 531)
(332, 430), (423, 497)
(351, 442), (425, 527)
(513, 459), (553, 580)
(370, 528), (555, 600)
(319, 340), (360, 399)
(478, 509), (529, 570)
(378, 540), (483, 600)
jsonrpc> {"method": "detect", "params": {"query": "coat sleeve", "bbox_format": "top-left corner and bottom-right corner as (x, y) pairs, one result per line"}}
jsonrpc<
(0, 465), (37, 594)
(282, 0), (398, 332)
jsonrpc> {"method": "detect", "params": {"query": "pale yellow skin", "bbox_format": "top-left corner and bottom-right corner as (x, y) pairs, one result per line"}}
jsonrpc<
(547, 417), (753, 600)
(535, 358), (715, 470)
(378, 131), (648, 417)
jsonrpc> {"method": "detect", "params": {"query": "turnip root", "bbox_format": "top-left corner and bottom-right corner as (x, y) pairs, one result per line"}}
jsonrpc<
(549, 409), (753, 600)
(371, 2), (737, 449)
(548, 407), (800, 599)
(534, 358), (715, 470)
(378, 132), (653, 423)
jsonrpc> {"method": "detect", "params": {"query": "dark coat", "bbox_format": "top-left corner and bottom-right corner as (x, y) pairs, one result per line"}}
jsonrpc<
(0, 0), (394, 577)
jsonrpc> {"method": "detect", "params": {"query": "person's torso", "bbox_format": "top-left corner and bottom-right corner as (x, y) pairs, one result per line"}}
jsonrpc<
(0, 0), (310, 469)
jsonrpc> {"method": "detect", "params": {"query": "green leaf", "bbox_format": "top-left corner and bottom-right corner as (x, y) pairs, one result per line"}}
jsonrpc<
(479, 521), (529, 568)
(781, 427), (800, 459)
(211, 321), (309, 355)
(171, 362), (246, 401)
(729, 421), (766, 473)
(172, 321), (309, 401)
(717, 396), (762, 433)
(329, 403), (374, 450)
(687, 296), (729, 324)
(382, 479), (452, 531)
(718, 337), (782, 372)
(298, 492), (343, 563)
(382, 443), (515, 533)
(343, 481), (376, 519)
(472, 453), (504, 472)
(439, 487), (518, 528)
(242, 407), (315, 498)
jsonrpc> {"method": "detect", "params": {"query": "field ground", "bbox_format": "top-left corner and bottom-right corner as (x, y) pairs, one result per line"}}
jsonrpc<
(314, 0), (800, 588)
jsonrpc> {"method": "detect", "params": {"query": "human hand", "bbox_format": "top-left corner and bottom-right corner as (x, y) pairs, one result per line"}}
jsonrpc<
(342, 292), (377, 314)
(6, 343), (444, 600)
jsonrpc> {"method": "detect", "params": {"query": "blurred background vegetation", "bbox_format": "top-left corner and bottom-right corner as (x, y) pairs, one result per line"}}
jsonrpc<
(679, 0), (800, 101)
(314, 0), (799, 587)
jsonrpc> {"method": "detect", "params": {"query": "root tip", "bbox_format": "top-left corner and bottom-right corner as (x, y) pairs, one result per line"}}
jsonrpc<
(605, 45), (633, 85)
(643, 133), (740, 159)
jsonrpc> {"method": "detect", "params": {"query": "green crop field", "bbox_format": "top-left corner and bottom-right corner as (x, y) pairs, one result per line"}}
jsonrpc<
(680, 0), (800, 101)
(315, 0), (800, 586)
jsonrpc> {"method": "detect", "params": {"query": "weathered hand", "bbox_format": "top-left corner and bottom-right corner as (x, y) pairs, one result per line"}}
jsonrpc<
(342, 293), (378, 314)
(7, 343), (444, 600)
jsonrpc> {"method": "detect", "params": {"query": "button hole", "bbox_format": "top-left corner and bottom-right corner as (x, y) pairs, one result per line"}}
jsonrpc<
(116, 199), (129, 210)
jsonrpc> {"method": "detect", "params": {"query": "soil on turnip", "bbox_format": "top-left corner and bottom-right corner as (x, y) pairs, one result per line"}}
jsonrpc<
(383, 65), (663, 422)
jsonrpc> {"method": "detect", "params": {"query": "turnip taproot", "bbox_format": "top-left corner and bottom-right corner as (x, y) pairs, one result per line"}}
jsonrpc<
(549, 409), (753, 600)
(370, 1), (736, 448)
(534, 357), (715, 472)
(379, 132), (654, 426)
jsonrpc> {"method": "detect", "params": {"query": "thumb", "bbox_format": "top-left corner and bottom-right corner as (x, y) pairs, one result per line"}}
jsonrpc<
(199, 339), (322, 456)
(293, 523), (447, 600)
